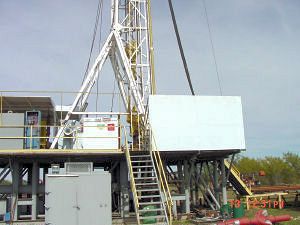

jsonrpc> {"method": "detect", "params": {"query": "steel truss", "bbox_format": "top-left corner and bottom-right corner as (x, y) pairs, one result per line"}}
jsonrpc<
(51, 0), (154, 148)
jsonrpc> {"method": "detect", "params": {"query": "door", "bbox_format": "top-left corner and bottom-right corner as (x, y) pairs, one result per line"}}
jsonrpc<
(45, 175), (78, 225)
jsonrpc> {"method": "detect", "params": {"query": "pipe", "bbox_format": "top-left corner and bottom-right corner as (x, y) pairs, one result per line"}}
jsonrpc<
(217, 210), (292, 225)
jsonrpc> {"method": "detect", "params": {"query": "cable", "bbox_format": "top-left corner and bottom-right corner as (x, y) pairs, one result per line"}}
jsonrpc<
(202, 0), (223, 95)
(167, 0), (195, 95)
(110, 79), (116, 113)
(95, 0), (104, 111)
(82, 0), (103, 84)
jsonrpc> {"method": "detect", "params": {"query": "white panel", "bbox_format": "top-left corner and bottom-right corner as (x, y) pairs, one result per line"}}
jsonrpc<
(149, 95), (246, 151)
(75, 117), (119, 150)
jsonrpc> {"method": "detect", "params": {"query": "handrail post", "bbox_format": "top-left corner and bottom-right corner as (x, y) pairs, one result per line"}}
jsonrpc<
(30, 125), (33, 150)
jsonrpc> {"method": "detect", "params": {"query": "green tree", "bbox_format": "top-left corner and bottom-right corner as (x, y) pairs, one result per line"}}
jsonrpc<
(283, 152), (300, 184)
(261, 156), (293, 185)
(235, 157), (262, 175)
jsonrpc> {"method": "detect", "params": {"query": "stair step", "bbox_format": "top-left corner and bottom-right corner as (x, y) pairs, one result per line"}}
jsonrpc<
(134, 177), (156, 180)
(131, 160), (152, 163)
(138, 195), (161, 199)
(133, 171), (154, 174)
(132, 165), (153, 168)
(130, 155), (151, 158)
(137, 188), (159, 192)
(139, 201), (162, 206)
(140, 215), (166, 219)
(141, 222), (168, 225)
(139, 208), (164, 212)
(136, 183), (158, 186)
(135, 180), (158, 184)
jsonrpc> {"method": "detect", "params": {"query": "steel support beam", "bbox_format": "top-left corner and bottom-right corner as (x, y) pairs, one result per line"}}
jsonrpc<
(11, 160), (19, 220)
(120, 160), (129, 218)
(183, 160), (190, 213)
(221, 158), (228, 205)
(32, 162), (39, 220)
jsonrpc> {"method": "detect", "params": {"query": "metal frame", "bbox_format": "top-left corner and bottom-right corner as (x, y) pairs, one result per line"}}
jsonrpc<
(50, 0), (154, 149)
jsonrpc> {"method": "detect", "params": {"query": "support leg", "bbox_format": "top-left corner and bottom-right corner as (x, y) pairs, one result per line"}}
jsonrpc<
(120, 161), (129, 218)
(221, 159), (228, 205)
(11, 160), (19, 221)
(183, 160), (190, 213)
(32, 162), (39, 220)
(213, 160), (220, 204)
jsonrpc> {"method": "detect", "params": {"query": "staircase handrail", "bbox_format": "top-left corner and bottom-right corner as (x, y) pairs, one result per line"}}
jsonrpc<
(149, 127), (173, 225)
(121, 125), (140, 224)
(224, 160), (240, 177)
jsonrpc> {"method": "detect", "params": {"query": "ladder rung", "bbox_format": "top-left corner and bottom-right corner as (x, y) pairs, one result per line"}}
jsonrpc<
(139, 201), (162, 205)
(139, 208), (164, 212)
(137, 188), (159, 192)
(138, 195), (161, 199)
(140, 215), (166, 219)
(134, 177), (156, 180)
(133, 171), (154, 174)
(130, 155), (151, 158)
(131, 160), (152, 163)
(132, 165), (153, 168)
(136, 183), (158, 186)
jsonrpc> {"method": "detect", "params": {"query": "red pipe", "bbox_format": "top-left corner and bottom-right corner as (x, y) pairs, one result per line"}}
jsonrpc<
(217, 210), (292, 225)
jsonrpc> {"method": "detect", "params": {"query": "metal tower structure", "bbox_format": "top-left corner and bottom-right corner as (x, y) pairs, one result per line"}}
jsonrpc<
(50, 0), (155, 149)
(48, 1), (173, 224)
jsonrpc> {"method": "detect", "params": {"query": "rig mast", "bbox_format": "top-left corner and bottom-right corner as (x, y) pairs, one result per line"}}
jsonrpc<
(51, 0), (155, 148)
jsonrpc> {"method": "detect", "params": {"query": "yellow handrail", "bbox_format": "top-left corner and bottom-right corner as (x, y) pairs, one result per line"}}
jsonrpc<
(121, 126), (141, 224)
(224, 159), (252, 195)
(150, 129), (173, 224)
(224, 160), (240, 177)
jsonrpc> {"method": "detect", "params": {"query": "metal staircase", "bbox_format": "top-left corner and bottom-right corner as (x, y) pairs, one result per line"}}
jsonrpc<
(131, 152), (168, 225)
(123, 128), (173, 225)
(224, 160), (253, 196)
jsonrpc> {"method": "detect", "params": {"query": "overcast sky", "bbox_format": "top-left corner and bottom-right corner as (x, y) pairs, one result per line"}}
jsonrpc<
(0, 0), (299, 157)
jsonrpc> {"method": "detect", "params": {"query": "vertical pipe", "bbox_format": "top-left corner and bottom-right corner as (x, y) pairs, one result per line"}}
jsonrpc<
(191, 163), (196, 206)
(177, 161), (184, 212)
(213, 160), (219, 204)
(11, 160), (19, 221)
(177, 161), (183, 194)
(195, 163), (199, 206)
(32, 161), (39, 220)
(183, 160), (190, 213)
(147, 0), (156, 94)
(30, 125), (33, 150)
(221, 159), (228, 205)
(113, 0), (119, 27)
(111, 0), (114, 26)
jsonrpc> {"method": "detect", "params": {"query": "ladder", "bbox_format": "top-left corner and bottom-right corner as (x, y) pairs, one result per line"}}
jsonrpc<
(123, 129), (172, 225)
(224, 160), (253, 196)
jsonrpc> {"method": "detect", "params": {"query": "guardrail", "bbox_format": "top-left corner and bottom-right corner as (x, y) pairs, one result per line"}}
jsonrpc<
(0, 90), (145, 151)
(0, 123), (126, 151)
(150, 128), (173, 225)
